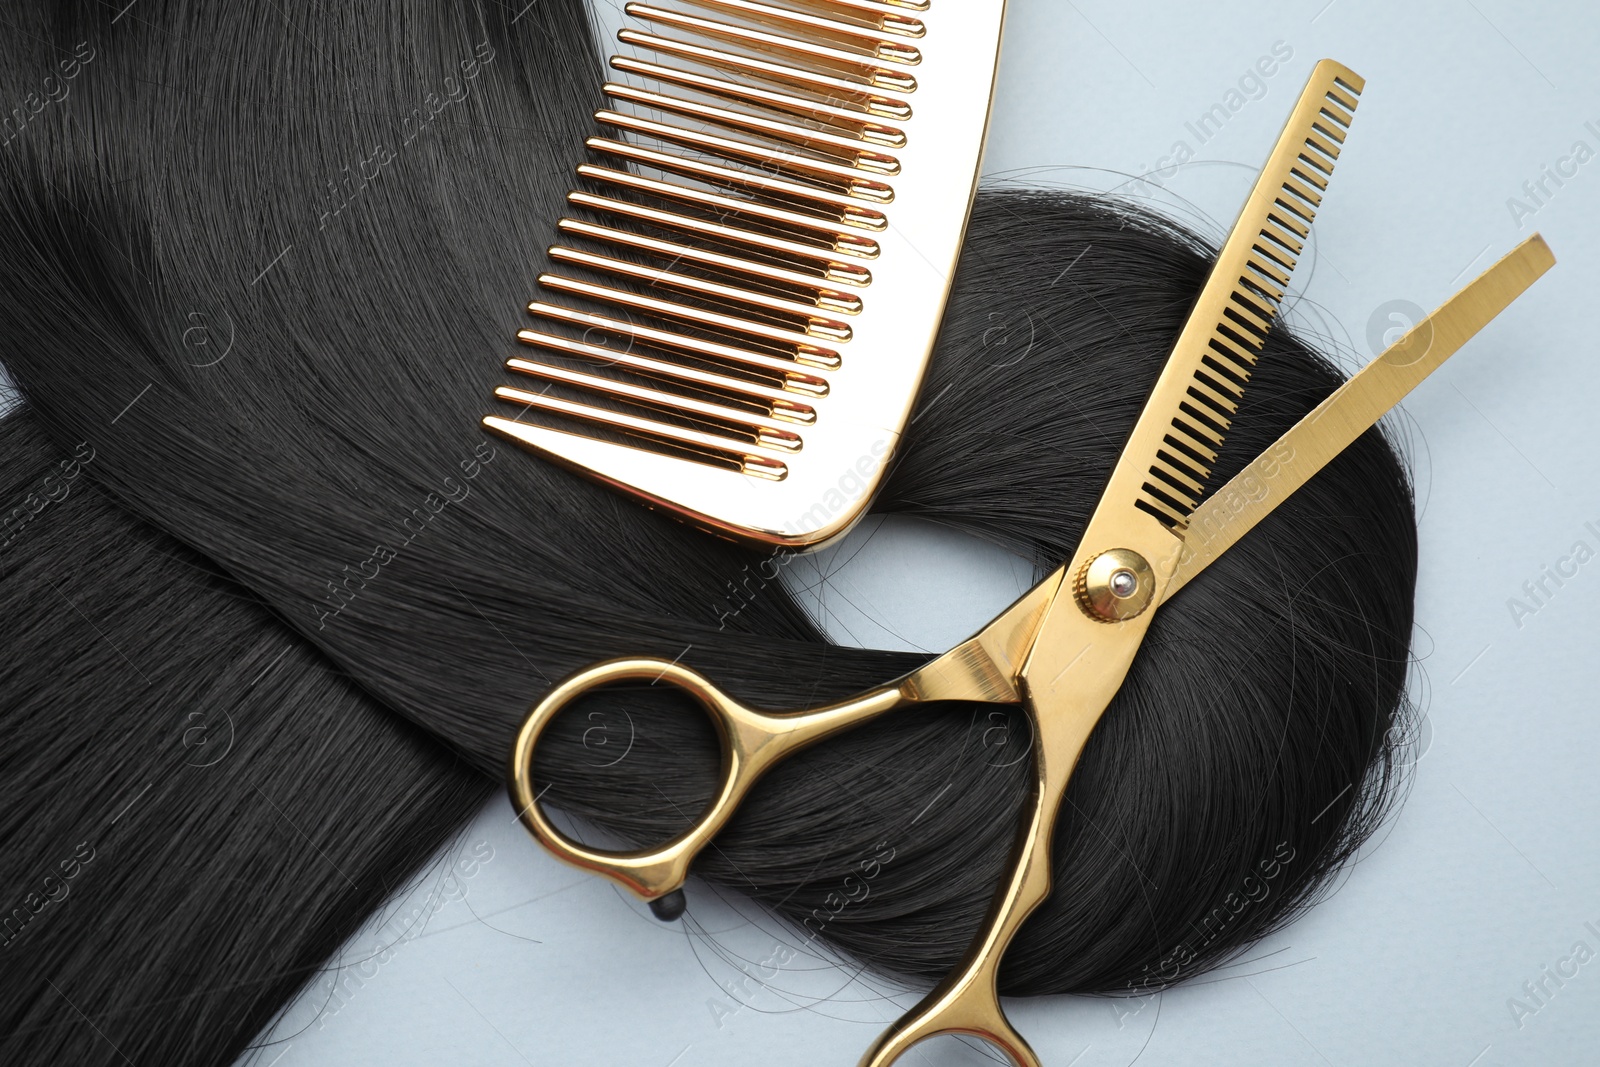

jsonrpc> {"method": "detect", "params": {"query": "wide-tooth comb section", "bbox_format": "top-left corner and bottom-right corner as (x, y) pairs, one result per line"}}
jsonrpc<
(584, 136), (889, 228)
(591, 108), (897, 195)
(615, 29), (913, 119)
(501, 364), (803, 451)
(600, 83), (901, 173)
(484, 0), (1008, 547)
(555, 219), (864, 314)
(608, 56), (908, 146)
(515, 330), (820, 422)
(575, 164), (884, 254)
(1124, 59), (1364, 532)
(625, 3), (920, 92)
(679, 0), (925, 61)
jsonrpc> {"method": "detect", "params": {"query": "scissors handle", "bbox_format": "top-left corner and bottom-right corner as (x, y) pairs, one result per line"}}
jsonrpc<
(509, 656), (909, 904)
(858, 704), (1091, 1067)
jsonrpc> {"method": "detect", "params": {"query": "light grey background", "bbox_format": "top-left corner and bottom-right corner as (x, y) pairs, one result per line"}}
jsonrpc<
(4, 0), (1595, 1064)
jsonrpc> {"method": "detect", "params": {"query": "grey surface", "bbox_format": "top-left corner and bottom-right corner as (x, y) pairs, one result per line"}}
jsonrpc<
(2, 0), (1594, 1064)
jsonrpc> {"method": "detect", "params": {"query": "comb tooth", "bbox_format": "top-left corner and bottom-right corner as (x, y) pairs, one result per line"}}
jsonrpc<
(1282, 174), (1323, 209)
(1326, 83), (1359, 111)
(603, 84), (901, 173)
(1149, 456), (1205, 499)
(1146, 477), (1198, 515)
(623, 3), (919, 92)
(516, 330), (818, 420)
(1230, 286), (1276, 326)
(1268, 203), (1311, 238)
(1178, 400), (1229, 441)
(1250, 241), (1295, 278)
(569, 192), (872, 286)
(1186, 379), (1238, 417)
(1239, 271), (1284, 307)
(537, 273), (848, 361)
(1161, 433), (1215, 476)
(1290, 162), (1329, 191)
(1220, 314), (1268, 356)
(1304, 129), (1342, 162)
(792, 0), (929, 35)
(1261, 218), (1305, 257)
(1244, 256), (1289, 295)
(528, 301), (838, 382)
(1170, 417), (1223, 460)
(1319, 100), (1356, 130)
(814, 0), (930, 15)
(1201, 350), (1251, 391)
(548, 245), (855, 334)
(1140, 481), (1195, 519)
(577, 165), (883, 256)
(1133, 498), (1187, 531)
(1193, 368), (1242, 404)
(557, 219), (864, 311)
(594, 109), (897, 194)
(616, 30), (912, 120)
(1296, 148), (1335, 178)
(1156, 446), (1211, 488)
(498, 368), (803, 450)
(484, 406), (790, 481)
(608, 56), (908, 147)
(675, 0), (923, 62)
(1311, 114), (1348, 144)
(1212, 321), (1262, 367)
(584, 137), (888, 227)
(1247, 248), (1292, 285)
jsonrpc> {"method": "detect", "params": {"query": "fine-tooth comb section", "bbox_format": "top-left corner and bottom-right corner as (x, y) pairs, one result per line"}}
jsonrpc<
(1129, 59), (1364, 533)
(484, 0), (1008, 547)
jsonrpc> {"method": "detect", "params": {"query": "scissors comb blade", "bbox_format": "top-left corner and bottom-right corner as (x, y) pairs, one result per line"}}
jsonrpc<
(1126, 59), (1364, 532)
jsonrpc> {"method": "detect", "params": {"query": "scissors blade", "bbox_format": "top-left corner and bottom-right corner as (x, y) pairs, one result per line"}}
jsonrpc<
(1161, 233), (1556, 598)
(1095, 60), (1365, 535)
(912, 63), (1370, 708)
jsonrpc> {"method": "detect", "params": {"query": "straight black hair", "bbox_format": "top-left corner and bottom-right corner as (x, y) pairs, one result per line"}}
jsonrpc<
(0, 0), (1419, 1059)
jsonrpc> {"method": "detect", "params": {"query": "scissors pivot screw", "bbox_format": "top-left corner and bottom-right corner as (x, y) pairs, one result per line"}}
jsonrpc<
(1075, 549), (1156, 622)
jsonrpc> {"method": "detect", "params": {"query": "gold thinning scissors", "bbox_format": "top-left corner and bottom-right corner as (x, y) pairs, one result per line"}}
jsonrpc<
(509, 63), (1554, 1067)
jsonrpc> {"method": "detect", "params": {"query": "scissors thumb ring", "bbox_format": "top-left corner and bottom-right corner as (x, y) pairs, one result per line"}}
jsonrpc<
(509, 656), (909, 905)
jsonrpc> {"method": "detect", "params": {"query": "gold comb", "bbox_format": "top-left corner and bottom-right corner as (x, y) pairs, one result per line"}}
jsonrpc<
(483, 0), (1009, 548)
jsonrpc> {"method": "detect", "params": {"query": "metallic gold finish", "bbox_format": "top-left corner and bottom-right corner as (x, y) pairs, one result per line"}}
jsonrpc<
(574, 164), (887, 250)
(607, 56), (909, 145)
(509, 335), (820, 421)
(1074, 548), (1156, 622)
(553, 219), (866, 312)
(484, 0), (1009, 548)
(567, 192), (874, 281)
(600, 83), (903, 170)
(501, 61), (1555, 1067)
(584, 136), (891, 223)
(624, 3), (919, 91)
(1161, 235), (1556, 597)
(546, 245), (854, 334)
(614, 30), (914, 119)
(536, 274), (849, 357)
(592, 107), (901, 190)
(1115, 59), (1364, 533)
